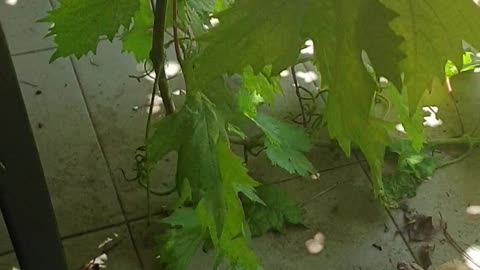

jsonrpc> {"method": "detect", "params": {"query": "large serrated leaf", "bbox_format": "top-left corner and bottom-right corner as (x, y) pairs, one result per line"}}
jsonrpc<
(40, 0), (139, 61)
(380, 0), (480, 112)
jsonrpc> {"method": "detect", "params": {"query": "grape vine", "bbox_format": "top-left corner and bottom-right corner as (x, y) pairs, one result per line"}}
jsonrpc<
(41, 0), (480, 269)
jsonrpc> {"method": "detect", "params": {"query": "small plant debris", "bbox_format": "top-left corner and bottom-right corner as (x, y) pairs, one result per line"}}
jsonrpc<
(372, 243), (383, 251)
(402, 207), (443, 242)
(397, 262), (424, 270)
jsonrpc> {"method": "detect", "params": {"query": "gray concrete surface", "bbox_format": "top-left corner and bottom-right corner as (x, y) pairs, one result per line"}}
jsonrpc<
(2, 1), (478, 269)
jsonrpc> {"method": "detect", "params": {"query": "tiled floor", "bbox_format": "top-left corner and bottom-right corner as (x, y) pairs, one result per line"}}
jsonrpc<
(1, 1), (479, 270)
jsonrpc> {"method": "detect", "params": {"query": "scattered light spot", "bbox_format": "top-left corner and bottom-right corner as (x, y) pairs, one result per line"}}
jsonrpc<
(296, 71), (318, 83)
(423, 106), (443, 128)
(475, 67), (480, 73)
(465, 246), (480, 270)
(146, 105), (161, 114)
(474, 0), (480, 7)
(5, 0), (17, 6)
(280, 70), (290, 77)
(467, 205), (480, 216)
(165, 61), (181, 78)
(203, 24), (209, 30)
(379, 77), (389, 88)
(301, 39), (314, 55)
(314, 232), (325, 243)
(172, 89), (186, 96)
(147, 94), (163, 106)
(136, 63), (146, 72)
(396, 124), (406, 133)
(12, 267), (20, 270)
(310, 172), (321, 180)
(210, 17), (220, 27)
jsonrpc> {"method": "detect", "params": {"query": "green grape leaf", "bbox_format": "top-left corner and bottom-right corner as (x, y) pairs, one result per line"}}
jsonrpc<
(380, 0), (480, 112)
(244, 185), (304, 237)
(191, 0), (402, 200)
(122, 0), (153, 62)
(253, 113), (314, 176)
(216, 142), (261, 269)
(147, 98), (194, 168)
(384, 140), (439, 202)
(40, 0), (139, 61)
(159, 208), (207, 270)
(217, 142), (264, 205)
(383, 85), (426, 152)
(318, 0), (401, 201)
(238, 66), (282, 118)
(160, 92), (260, 269)
(169, 0), (217, 37)
(175, 93), (224, 240)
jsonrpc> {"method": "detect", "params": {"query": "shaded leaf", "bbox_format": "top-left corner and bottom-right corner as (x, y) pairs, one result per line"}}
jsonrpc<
(244, 185), (304, 237)
(254, 113), (314, 176)
(384, 140), (439, 202)
(159, 208), (207, 270)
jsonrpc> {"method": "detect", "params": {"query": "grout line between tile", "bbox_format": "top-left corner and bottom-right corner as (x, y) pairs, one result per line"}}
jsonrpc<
(354, 152), (419, 264)
(10, 46), (56, 57)
(67, 56), (144, 269)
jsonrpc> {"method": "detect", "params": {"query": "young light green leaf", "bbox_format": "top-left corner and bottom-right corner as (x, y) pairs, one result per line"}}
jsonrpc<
(238, 66), (281, 118)
(383, 85), (426, 152)
(159, 208), (207, 270)
(190, 141), (261, 270)
(122, 0), (153, 62)
(254, 113), (314, 176)
(40, 0), (139, 61)
(217, 141), (264, 205)
(244, 185), (304, 237)
(217, 142), (261, 269)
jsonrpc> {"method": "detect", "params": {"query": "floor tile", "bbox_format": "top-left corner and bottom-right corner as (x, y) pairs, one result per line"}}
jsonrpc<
(0, 214), (13, 254)
(70, 39), (185, 219)
(63, 224), (142, 269)
(250, 164), (413, 269)
(0, 252), (18, 270)
(0, 0), (54, 55)
(387, 147), (480, 267)
(0, 225), (142, 269)
(0, 51), (124, 242)
(130, 164), (412, 270)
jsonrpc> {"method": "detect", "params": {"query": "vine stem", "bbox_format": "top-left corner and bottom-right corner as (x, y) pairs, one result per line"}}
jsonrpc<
(428, 136), (480, 145)
(144, 0), (175, 225)
(172, 0), (184, 67)
(291, 66), (307, 127)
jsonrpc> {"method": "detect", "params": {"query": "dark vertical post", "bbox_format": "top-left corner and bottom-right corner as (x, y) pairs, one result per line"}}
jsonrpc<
(0, 23), (68, 269)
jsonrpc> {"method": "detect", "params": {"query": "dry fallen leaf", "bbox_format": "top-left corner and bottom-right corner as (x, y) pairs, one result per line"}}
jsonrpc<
(402, 207), (442, 242)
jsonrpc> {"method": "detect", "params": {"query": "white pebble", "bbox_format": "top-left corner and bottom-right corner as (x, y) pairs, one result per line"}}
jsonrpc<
(467, 205), (480, 216)
(314, 232), (325, 243)
(305, 239), (324, 254)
